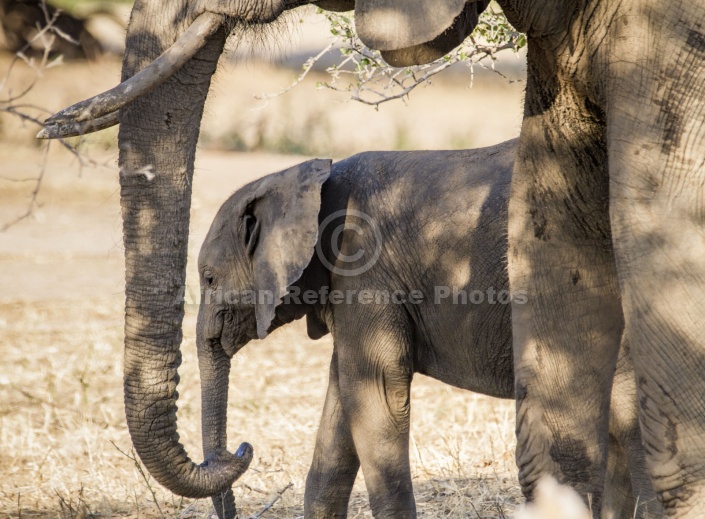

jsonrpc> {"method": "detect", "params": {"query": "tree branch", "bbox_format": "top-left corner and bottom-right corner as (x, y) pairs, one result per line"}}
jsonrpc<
(258, 9), (526, 109)
(0, 0), (104, 232)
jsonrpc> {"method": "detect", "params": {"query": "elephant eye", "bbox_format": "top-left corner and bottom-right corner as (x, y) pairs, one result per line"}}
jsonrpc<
(203, 270), (214, 286)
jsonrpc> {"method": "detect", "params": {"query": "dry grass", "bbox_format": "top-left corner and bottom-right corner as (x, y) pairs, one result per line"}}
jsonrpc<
(0, 149), (524, 517)
(0, 44), (524, 517)
(0, 297), (522, 518)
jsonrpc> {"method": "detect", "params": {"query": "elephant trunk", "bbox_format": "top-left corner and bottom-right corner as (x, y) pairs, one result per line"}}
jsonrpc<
(120, 0), (250, 499)
(196, 309), (240, 518)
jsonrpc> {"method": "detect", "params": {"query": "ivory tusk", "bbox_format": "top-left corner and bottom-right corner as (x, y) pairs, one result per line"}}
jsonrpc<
(42, 12), (224, 126)
(37, 111), (121, 139)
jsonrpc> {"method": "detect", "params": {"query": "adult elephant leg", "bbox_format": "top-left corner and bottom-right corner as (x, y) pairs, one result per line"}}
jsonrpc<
(603, 434), (634, 519)
(607, 7), (705, 514)
(508, 43), (624, 514)
(305, 349), (360, 518)
(119, 0), (251, 501)
(335, 306), (415, 518)
(605, 338), (662, 518)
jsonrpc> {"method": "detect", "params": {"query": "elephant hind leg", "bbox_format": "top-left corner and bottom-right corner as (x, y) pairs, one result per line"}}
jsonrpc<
(607, 15), (705, 513)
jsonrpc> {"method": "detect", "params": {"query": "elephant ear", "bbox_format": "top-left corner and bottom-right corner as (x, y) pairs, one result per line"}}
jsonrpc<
(248, 159), (331, 339)
(355, 0), (485, 57)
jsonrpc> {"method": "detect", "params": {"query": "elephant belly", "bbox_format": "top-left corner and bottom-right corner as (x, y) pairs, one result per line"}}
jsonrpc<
(412, 299), (514, 400)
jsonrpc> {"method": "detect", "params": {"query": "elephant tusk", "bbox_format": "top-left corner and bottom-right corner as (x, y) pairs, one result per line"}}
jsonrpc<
(39, 11), (224, 132)
(37, 110), (121, 139)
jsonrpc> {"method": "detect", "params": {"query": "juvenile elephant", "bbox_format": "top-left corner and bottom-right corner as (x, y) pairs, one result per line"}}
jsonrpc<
(197, 139), (660, 518)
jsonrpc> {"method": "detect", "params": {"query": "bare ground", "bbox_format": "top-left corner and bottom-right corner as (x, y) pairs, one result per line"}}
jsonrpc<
(0, 47), (524, 518)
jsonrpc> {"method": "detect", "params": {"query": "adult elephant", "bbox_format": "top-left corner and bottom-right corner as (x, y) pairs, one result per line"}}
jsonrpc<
(40, 0), (705, 517)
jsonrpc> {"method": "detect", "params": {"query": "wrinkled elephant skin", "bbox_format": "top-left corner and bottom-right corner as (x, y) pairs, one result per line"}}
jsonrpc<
(42, 0), (705, 515)
(198, 141), (661, 518)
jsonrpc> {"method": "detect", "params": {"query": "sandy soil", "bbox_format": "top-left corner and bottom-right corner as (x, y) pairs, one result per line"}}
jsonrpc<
(0, 44), (524, 518)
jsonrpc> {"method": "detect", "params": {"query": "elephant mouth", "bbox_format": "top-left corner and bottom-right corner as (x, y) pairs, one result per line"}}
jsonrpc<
(212, 338), (241, 359)
(207, 337), (228, 353)
(379, 0), (489, 67)
(214, 312), (257, 357)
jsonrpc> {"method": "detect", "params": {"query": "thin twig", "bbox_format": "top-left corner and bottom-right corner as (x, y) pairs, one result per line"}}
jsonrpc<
(495, 501), (508, 519)
(56, 490), (76, 519)
(0, 7), (60, 94)
(242, 484), (269, 495)
(246, 483), (293, 519)
(171, 492), (185, 517)
(342, 59), (456, 108)
(469, 500), (483, 519)
(77, 483), (96, 519)
(0, 0), (102, 232)
(255, 42), (336, 101)
(258, 10), (524, 110)
(0, 176), (39, 182)
(0, 144), (49, 232)
(112, 442), (166, 519)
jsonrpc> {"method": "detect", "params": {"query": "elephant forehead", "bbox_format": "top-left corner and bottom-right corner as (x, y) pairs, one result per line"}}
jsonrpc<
(199, 235), (230, 268)
(201, 210), (239, 262)
(355, 0), (467, 51)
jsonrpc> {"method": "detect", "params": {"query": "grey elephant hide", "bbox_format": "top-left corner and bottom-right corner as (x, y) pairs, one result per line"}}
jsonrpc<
(198, 139), (660, 518)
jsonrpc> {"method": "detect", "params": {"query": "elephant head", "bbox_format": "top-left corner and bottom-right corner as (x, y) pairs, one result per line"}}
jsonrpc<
(197, 159), (330, 515)
(199, 159), (330, 345)
(36, 0), (494, 511)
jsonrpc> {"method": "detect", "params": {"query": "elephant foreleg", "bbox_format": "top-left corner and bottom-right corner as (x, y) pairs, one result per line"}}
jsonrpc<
(305, 349), (360, 518)
(603, 433), (635, 519)
(335, 311), (415, 518)
(607, 9), (705, 513)
(508, 44), (624, 514)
